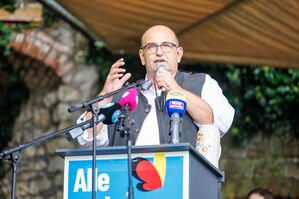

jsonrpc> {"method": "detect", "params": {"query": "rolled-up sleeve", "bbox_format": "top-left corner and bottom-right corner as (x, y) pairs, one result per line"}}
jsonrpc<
(201, 75), (235, 136)
(76, 112), (109, 147)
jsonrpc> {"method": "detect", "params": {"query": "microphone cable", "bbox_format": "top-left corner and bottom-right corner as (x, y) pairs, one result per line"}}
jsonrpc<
(153, 78), (167, 143)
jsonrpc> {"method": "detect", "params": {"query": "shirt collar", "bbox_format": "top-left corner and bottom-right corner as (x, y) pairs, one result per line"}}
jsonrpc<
(144, 74), (162, 95)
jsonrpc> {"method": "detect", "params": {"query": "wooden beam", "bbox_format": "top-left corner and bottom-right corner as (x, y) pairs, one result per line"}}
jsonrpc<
(0, 3), (42, 22)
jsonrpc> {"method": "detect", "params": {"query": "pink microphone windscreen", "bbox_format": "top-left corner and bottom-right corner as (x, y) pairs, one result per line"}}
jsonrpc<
(119, 88), (138, 112)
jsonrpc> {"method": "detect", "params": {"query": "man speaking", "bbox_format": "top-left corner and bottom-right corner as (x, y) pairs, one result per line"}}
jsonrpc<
(77, 25), (235, 166)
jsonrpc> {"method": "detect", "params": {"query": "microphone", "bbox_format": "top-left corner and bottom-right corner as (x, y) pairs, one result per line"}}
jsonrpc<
(140, 80), (152, 91)
(155, 63), (167, 92)
(67, 102), (122, 140)
(99, 102), (122, 124)
(156, 62), (167, 72)
(165, 90), (187, 144)
(119, 88), (138, 112)
(136, 79), (152, 91)
(117, 88), (138, 134)
(155, 63), (167, 111)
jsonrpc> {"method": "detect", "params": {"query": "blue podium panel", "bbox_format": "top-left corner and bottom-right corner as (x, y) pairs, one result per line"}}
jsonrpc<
(63, 151), (190, 199)
(57, 144), (224, 199)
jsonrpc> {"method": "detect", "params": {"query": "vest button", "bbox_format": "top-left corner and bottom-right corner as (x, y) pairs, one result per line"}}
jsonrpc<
(135, 128), (140, 133)
(145, 105), (151, 113)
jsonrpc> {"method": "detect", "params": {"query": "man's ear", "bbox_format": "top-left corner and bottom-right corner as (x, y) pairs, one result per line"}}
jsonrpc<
(139, 49), (145, 65)
(176, 47), (184, 63)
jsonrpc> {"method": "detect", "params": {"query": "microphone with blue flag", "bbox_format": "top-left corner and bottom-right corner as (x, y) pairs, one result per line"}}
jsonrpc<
(165, 90), (187, 144)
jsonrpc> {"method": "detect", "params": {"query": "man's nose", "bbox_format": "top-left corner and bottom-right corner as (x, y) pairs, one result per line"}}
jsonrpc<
(155, 46), (163, 56)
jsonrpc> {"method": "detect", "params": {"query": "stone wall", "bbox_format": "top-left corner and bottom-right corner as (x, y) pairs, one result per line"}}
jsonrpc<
(220, 133), (299, 199)
(0, 22), (99, 199)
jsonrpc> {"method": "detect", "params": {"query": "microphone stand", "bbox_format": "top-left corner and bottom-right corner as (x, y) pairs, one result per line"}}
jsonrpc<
(170, 113), (181, 144)
(90, 103), (100, 199)
(118, 104), (135, 199)
(68, 79), (148, 113)
(0, 80), (152, 199)
(0, 119), (98, 199)
(68, 80), (148, 199)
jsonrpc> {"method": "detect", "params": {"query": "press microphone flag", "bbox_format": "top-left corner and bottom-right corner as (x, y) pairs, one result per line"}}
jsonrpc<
(165, 90), (187, 144)
(67, 102), (122, 140)
(165, 90), (187, 117)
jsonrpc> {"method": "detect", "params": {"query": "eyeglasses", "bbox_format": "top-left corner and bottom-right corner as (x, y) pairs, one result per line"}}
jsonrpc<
(142, 42), (178, 53)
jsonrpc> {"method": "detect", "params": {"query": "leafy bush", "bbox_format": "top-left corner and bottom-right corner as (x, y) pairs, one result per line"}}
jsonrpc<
(0, 0), (16, 13)
(225, 65), (299, 145)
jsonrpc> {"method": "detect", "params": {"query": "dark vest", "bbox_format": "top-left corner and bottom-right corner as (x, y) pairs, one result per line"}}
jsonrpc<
(108, 71), (206, 148)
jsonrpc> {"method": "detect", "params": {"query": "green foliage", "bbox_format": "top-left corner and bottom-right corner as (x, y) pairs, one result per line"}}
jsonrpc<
(0, 0), (16, 13)
(87, 41), (145, 90)
(0, 22), (11, 56)
(86, 41), (115, 87)
(42, 7), (60, 28)
(181, 62), (299, 145)
(225, 65), (299, 145)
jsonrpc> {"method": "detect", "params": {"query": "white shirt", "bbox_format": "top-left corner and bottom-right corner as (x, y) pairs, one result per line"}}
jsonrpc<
(77, 87), (161, 146)
(134, 88), (160, 145)
(77, 74), (234, 146)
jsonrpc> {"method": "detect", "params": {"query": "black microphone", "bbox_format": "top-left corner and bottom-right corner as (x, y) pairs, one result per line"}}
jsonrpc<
(99, 102), (122, 124)
(67, 102), (122, 140)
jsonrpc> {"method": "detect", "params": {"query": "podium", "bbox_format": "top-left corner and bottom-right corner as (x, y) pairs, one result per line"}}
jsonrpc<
(56, 143), (224, 199)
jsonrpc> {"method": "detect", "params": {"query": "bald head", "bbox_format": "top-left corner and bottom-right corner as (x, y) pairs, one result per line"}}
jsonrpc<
(141, 25), (179, 47)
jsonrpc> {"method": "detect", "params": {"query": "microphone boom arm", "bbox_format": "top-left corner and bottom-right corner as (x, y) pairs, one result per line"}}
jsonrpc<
(68, 80), (150, 113)
(0, 117), (103, 199)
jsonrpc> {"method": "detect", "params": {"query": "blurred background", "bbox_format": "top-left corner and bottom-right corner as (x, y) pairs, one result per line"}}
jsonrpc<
(0, 0), (298, 198)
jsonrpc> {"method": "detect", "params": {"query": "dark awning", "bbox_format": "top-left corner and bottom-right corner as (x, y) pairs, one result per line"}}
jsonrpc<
(41, 0), (299, 68)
